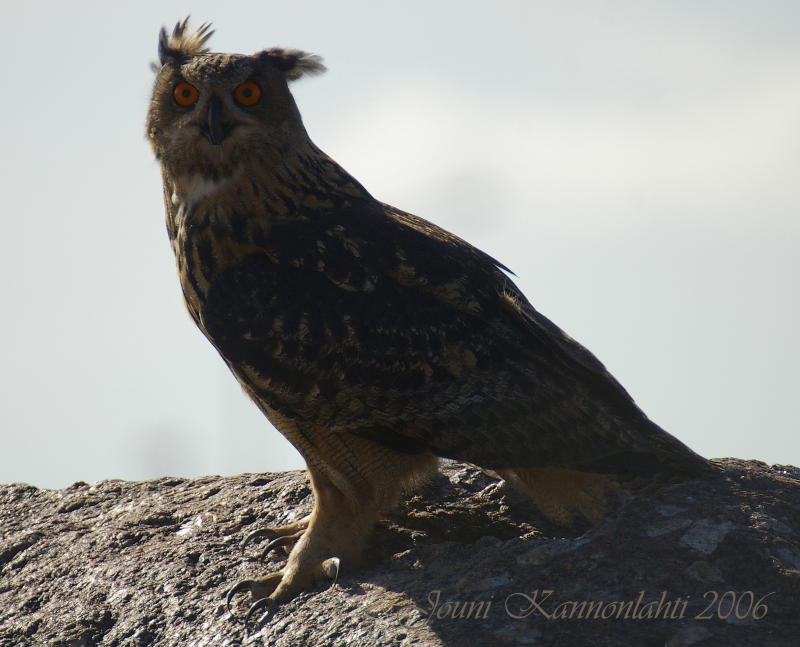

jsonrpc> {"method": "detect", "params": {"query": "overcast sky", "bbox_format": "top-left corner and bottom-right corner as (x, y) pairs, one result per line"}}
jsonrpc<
(2, 1), (798, 489)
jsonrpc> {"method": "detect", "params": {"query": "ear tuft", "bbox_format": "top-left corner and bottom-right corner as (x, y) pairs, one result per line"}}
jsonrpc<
(261, 48), (327, 81)
(156, 17), (214, 69)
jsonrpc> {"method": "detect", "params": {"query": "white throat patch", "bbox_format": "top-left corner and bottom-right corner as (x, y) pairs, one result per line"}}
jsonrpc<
(172, 174), (231, 209)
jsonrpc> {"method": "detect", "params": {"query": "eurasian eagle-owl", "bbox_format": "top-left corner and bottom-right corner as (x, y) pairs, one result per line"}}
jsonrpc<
(146, 19), (712, 618)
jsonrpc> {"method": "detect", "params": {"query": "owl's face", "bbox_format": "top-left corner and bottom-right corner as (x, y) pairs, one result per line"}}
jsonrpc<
(146, 21), (324, 177)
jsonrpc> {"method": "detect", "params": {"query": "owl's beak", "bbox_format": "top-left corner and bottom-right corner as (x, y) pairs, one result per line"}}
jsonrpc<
(206, 96), (226, 146)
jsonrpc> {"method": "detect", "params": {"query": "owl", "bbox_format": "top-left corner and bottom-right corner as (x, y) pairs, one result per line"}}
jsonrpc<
(146, 19), (713, 620)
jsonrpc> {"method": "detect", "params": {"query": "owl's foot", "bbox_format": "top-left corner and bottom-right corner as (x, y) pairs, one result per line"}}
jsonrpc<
(228, 517), (314, 621)
(241, 517), (310, 561)
(226, 473), (378, 623)
(497, 467), (620, 526)
(227, 515), (350, 623)
(226, 444), (435, 624)
(226, 554), (341, 624)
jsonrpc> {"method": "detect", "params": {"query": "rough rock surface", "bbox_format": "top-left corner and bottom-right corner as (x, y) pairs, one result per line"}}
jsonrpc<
(1, 459), (799, 646)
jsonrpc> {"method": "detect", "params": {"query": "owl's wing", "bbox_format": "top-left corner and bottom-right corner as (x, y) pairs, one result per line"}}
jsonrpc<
(201, 202), (707, 475)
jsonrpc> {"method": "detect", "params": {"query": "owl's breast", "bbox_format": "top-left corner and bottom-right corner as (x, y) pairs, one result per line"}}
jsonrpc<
(169, 207), (211, 327)
(197, 248), (366, 419)
(168, 198), (260, 331)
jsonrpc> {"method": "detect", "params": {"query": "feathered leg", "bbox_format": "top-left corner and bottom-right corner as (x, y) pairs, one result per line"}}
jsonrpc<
(228, 423), (437, 619)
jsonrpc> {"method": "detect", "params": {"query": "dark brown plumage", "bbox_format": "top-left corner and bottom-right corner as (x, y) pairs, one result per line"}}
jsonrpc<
(146, 20), (713, 613)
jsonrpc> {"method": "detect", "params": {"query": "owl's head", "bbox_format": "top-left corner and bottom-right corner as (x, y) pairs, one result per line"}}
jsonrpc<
(146, 19), (325, 176)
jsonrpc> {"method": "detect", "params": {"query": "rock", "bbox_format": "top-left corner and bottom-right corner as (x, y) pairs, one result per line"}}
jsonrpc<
(1, 458), (798, 646)
(678, 520), (736, 554)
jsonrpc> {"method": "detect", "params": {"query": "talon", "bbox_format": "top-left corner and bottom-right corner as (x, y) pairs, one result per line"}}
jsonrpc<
(245, 596), (274, 626)
(259, 537), (287, 562)
(226, 571), (285, 622)
(241, 528), (273, 552)
(322, 556), (341, 584)
(225, 579), (255, 622)
(259, 531), (305, 562)
(240, 517), (310, 554)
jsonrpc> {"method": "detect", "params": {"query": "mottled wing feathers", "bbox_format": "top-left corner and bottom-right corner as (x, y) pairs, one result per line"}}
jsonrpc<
(382, 207), (710, 475)
(384, 204), (630, 399)
(200, 203), (706, 475)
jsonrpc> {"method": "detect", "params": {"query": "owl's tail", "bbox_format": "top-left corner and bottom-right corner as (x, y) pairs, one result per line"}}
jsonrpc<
(570, 417), (718, 481)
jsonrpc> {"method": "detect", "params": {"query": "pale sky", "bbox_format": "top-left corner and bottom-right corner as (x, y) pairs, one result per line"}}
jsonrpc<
(2, 1), (798, 488)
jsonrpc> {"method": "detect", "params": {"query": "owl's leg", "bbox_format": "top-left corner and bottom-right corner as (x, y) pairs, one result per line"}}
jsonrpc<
(495, 467), (624, 526)
(228, 429), (437, 620)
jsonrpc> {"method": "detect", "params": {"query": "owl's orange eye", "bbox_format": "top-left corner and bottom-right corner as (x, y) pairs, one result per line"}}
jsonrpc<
(233, 81), (262, 107)
(173, 81), (199, 107)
